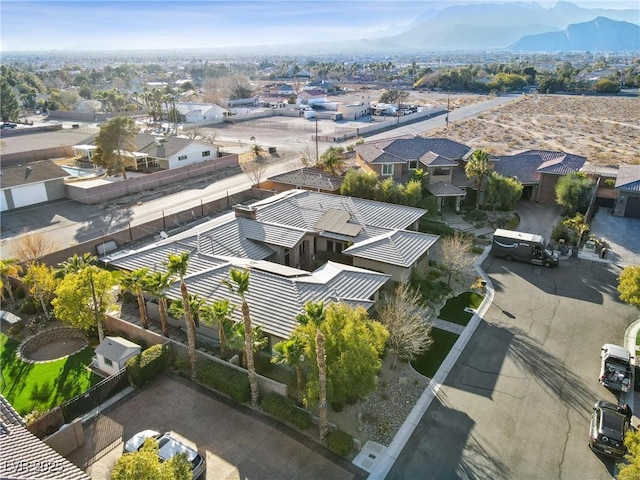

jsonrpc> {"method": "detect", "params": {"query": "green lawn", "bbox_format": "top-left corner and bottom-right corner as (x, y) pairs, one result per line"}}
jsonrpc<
(411, 328), (460, 378)
(438, 292), (484, 326)
(0, 333), (100, 415)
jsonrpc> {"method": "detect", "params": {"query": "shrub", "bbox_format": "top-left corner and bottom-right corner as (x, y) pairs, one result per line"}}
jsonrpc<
(261, 393), (312, 430)
(327, 429), (353, 457)
(196, 357), (250, 403)
(463, 210), (488, 223)
(471, 246), (485, 254)
(419, 219), (455, 237)
(127, 344), (169, 387)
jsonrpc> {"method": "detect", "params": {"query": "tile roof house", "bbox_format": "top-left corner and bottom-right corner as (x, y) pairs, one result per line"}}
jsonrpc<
(105, 189), (439, 344)
(1, 160), (69, 212)
(354, 135), (473, 212)
(613, 165), (640, 218)
(0, 395), (90, 480)
(262, 167), (344, 194)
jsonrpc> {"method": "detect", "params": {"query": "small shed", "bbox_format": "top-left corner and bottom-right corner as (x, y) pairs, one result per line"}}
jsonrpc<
(94, 336), (141, 375)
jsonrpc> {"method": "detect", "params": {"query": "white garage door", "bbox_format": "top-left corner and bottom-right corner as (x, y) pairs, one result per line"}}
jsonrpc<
(0, 190), (8, 212)
(11, 183), (48, 208)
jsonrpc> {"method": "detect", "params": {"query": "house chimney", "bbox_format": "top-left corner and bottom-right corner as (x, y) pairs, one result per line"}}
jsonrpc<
(233, 204), (257, 220)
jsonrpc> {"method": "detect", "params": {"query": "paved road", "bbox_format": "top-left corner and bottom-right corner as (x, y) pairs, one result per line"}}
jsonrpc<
(0, 94), (519, 258)
(387, 257), (638, 480)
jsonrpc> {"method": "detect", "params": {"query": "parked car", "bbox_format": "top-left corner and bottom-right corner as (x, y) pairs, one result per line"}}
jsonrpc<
(589, 400), (629, 458)
(1, 122), (17, 129)
(124, 429), (206, 479)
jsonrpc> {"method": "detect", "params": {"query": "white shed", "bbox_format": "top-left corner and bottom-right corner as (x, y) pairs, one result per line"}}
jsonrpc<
(94, 336), (141, 375)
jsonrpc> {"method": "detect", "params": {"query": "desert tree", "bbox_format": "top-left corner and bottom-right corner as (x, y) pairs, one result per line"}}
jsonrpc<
(340, 169), (379, 200)
(11, 230), (57, 263)
(440, 232), (476, 287)
(376, 283), (433, 369)
(299, 145), (318, 166)
(93, 115), (140, 179)
(111, 438), (191, 480)
(120, 268), (150, 329)
(465, 149), (493, 207)
(223, 268), (260, 408)
(23, 262), (58, 321)
(53, 256), (116, 342)
(0, 258), (23, 303)
(555, 172), (595, 214)
(143, 271), (173, 337)
(166, 252), (198, 380)
(618, 266), (640, 308)
(243, 160), (267, 188)
(199, 299), (235, 356)
(272, 336), (306, 405)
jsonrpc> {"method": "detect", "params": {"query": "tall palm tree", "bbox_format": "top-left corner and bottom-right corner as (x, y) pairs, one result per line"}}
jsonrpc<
(168, 294), (204, 330)
(0, 258), (23, 303)
(199, 299), (235, 356)
(120, 267), (150, 329)
(297, 301), (329, 442)
(143, 271), (173, 337)
(226, 323), (268, 369)
(272, 336), (306, 406)
(56, 253), (106, 342)
(465, 149), (493, 208)
(166, 252), (198, 380)
(223, 268), (259, 408)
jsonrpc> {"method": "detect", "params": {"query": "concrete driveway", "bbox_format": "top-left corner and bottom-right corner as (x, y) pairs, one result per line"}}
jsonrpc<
(387, 257), (638, 480)
(70, 374), (364, 480)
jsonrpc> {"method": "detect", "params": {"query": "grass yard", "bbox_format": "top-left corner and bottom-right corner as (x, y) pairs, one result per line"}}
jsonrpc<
(438, 292), (484, 326)
(0, 333), (100, 416)
(411, 328), (460, 378)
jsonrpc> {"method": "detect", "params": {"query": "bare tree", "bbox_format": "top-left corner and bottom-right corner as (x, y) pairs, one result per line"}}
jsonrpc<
(439, 232), (476, 287)
(12, 229), (57, 263)
(376, 283), (433, 369)
(243, 161), (267, 188)
(184, 129), (201, 140)
(299, 145), (318, 166)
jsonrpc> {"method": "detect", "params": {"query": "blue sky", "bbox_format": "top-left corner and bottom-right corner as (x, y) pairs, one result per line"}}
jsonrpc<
(1, 0), (638, 52)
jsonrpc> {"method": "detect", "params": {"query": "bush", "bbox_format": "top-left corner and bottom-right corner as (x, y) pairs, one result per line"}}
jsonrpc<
(471, 246), (485, 254)
(550, 220), (577, 245)
(463, 210), (488, 223)
(261, 393), (312, 430)
(196, 357), (250, 403)
(327, 428), (353, 457)
(419, 219), (455, 237)
(127, 344), (169, 387)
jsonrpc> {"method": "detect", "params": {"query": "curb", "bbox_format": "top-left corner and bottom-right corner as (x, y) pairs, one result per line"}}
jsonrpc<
(366, 246), (494, 479)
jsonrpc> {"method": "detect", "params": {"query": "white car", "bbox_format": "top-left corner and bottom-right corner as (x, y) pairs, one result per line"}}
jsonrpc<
(124, 430), (206, 479)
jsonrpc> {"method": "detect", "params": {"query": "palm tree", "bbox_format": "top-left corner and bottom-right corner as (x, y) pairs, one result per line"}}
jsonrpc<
(297, 301), (329, 442)
(317, 146), (346, 175)
(223, 268), (259, 408)
(143, 271), (173, 337)
(166, 252), (198, 380)
(120, 268), (150, 329)
(199, 299), (235, 356)
(272, 336), (306, 406)
(465, 149), (493, 208)
(0, 258), (23, 303)
(56, 253), (107, 342)
(168, 294), (205, 330)
(227, 323), (268, 369)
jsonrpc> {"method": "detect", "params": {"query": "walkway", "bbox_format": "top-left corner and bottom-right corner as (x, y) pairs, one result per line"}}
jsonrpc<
(440, 210), (494, 237)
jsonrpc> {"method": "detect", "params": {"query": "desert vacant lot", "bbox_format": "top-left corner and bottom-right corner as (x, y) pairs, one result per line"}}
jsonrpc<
(428, 94), (640, 165)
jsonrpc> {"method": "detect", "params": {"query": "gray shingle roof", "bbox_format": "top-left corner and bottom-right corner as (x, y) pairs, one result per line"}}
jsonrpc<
(0, 396), (91, 480)
(267, 167), (344, 191)
(95, 336), (140, 361)
(355, 135), (472, 165)
(518, 149), (586, 175)
(1, 160), (68, 188)
(615, 165), (640, 192)
(426, 182), (466, 196)
(492, 154), (543, 184)
(343, 230), (439, 267)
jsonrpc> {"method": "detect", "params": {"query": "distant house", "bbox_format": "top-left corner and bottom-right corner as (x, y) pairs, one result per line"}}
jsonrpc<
(262, 167), (344, 194)
(173, 102), (229, 123)
(1, 160), (69, 212)
(94, 336), (141, 375)
(272, 84), (295, 96)
(613, 165), (640, 218)
(297, 90), (327, 106)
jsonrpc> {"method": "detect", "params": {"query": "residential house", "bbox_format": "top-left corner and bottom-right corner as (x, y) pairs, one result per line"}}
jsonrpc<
(262, 167), (344, 194)
(1, 160), (69, 212)
(0, 395), (91, 480)
(105, 189), (439, 346)
(93, 336), (141, 375)
(613, 165), (640, 218)
(297, 90), (327, 107)
(173, 102), (229, 123)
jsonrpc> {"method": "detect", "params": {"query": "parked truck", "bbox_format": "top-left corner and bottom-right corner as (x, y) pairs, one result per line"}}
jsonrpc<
(600, 344), (633, 393)
(491, 228), (559, 267)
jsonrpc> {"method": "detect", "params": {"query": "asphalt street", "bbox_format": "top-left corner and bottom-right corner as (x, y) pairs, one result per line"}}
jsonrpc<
(386, 257), (638, 480)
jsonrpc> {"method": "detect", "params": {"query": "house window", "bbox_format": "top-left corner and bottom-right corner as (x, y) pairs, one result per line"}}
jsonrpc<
(202, 150), (211, 157)
(434, 167), (450, 176)
(408, 160), (418, 170)
(382, 164), (394, 176)
(326, 240), (345, 253)
(178, 155), (187, 161)
(104, 357), (113, 367)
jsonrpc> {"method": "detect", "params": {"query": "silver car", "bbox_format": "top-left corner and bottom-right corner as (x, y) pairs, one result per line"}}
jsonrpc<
(124, 429), (206, 479)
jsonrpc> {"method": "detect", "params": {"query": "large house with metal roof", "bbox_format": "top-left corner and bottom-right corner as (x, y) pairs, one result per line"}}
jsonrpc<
(105, 189), (439, 344)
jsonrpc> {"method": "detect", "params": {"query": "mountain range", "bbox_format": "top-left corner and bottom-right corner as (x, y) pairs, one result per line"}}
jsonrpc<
(362, 1), (640, 52)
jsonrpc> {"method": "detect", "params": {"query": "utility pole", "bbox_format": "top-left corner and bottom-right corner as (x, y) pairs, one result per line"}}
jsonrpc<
(315, 114), (319, 164)
(446, 90), (450, 128)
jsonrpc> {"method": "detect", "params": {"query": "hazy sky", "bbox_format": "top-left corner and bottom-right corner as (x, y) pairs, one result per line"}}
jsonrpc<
(1, 0), (638, 52)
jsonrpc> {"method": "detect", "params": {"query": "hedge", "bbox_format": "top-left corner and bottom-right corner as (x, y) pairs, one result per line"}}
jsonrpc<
(327, 428), (353, 457)
(261, 393), (312, 430)
(196, 357), (250, 404)
(127, 344), (169, 387)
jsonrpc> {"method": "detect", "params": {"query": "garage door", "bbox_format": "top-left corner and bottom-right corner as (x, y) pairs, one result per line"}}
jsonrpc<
(625, 195), (640, 218)
(11, 183), (48, 208)
(0, 191), (8, 212)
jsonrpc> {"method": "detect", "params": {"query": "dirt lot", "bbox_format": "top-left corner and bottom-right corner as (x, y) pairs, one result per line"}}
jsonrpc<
(427, 94), (640, 164)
